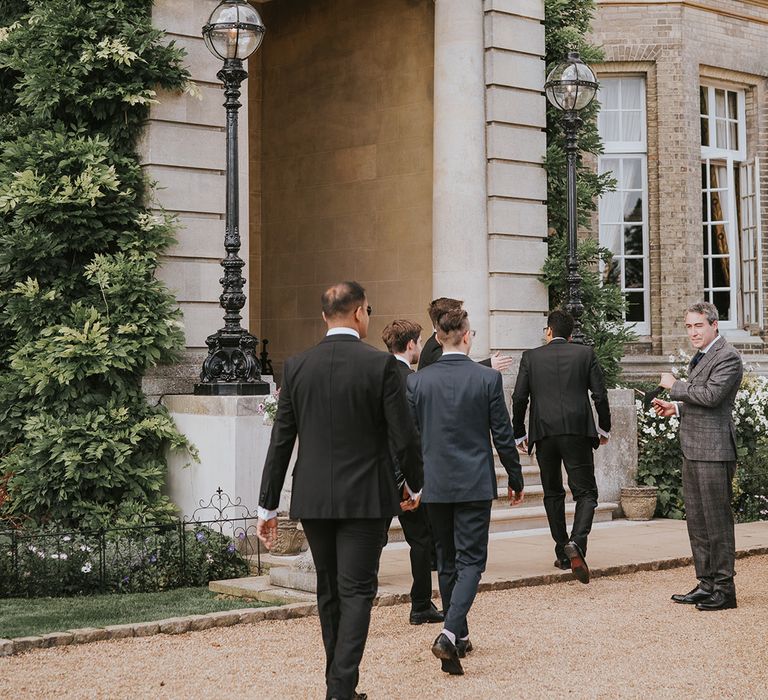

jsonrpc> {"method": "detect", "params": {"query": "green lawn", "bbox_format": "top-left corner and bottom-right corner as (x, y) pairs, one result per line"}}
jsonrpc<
(0, 587), (270, 639)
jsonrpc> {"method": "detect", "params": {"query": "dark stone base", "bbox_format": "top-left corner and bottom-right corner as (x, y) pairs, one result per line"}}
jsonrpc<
(193, 381), (271, 396)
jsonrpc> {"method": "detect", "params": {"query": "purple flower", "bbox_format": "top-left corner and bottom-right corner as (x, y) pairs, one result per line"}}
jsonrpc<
(149, 554), (157, 564)
(237, 532), (246, 540)
(122, 575), (129, 583)
(227, 543), (236, 553)
(195, 532), (206, 542)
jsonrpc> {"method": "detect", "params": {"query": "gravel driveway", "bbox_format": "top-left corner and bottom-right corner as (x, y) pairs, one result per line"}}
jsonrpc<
(2, 555), (767, 699)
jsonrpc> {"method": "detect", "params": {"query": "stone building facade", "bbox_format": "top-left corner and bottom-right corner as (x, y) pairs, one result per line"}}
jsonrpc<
(144, 0), (548, 390)
(143, 0), (768, 390)
(591, 0), (768, 365)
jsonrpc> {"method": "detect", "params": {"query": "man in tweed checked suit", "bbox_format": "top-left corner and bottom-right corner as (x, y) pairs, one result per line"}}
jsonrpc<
(652, 301), (743, 611)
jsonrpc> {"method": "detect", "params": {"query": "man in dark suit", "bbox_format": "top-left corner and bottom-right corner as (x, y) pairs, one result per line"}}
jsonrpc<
(511, 309), (611, 583)
(407, 308), (524, 676)
(381, 319), (443, 626)
(418, 297), (514, 371)
(256, 282), (423, 700)
(653, 301), (743, 611)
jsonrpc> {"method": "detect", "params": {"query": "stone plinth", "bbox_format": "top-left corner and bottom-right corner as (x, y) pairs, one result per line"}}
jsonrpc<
(594, 388), (638, 505)
(164, 394), (278, 517)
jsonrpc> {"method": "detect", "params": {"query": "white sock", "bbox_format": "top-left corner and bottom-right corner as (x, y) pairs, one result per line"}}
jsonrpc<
(441, 629), (456, 645)
(459, 635), (469, 641)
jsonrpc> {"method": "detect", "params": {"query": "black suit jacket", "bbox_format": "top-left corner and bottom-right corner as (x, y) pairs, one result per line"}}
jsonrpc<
(418, 332), (492, 370)
(259, 334), (423, 519)
(511, 339), (611, 452)
(407, 354), (523, 502)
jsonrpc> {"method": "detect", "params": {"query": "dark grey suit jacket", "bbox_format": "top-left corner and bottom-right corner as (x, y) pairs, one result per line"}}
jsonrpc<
(406, 354), (523, 502)
(670, 336), (743, 462)
(511, 339), (611, 452)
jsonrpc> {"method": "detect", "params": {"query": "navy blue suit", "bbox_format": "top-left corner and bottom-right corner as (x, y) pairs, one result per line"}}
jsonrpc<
(407, 353), (522, 639)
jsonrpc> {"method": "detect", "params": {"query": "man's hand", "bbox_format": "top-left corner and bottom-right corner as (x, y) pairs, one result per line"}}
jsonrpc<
(659, 372), (677, 389)
(257, 517), (278, 550)
(652, 398), (677, 417)
(508, 487), (524, 506)
(490, 352), (514, 372)
(599, 435), (609, 446)
(517, 439), (528, 455)
(400, 486), (421, 511)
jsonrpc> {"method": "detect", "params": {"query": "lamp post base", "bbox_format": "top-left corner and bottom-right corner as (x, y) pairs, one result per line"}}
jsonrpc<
(193, 381), (270, 396)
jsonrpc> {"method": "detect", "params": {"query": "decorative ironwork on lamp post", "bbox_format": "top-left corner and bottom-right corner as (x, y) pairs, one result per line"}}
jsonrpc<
(196, 0), (269, 396)
(544, 51), (599, 345)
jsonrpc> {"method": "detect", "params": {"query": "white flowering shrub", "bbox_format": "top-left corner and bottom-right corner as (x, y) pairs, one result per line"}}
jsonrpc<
(635, 353), (768, 522)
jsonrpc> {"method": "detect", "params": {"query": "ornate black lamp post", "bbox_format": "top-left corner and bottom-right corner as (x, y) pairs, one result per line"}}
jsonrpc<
(196, 0), (269, 396)
(544, 51), (598, 344)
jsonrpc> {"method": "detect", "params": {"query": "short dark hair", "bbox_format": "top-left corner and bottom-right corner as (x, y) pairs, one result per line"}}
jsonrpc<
(685, 301), (719, 325)
(547, 309), (574, 339)
(381, 320), (422, 353)
(436, 307), (469, 346)
(321, 281), (366, 318)
(428, 297), (462, 326)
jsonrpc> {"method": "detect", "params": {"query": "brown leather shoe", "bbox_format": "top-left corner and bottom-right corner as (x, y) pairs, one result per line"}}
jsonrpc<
(564, 541), (589, 584)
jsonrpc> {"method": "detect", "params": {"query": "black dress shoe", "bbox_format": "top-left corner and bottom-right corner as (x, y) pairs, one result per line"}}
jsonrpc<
(409, 601), (445, 625)
(329, 694), (366, 700)
(671, 585), (713, 604)
(456, 638), (473, 658)
(431, 633), (464, 675)
(564, 541), (589, 584)
(695, 590), (737, 611)
(554, 557), (571, 570)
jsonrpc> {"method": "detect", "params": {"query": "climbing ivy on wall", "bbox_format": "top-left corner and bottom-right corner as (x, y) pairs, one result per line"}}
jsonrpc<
(0, 0), (193, 527)
(542, 0), (636, 387)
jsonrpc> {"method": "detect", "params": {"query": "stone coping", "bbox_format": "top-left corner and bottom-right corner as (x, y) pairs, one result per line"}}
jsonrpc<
(2, 543), (767, 657)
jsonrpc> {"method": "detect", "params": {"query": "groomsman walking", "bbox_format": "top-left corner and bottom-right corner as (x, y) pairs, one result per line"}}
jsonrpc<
(257, 282), (422, 700)
(511, 310), (611, 583)
(653, 301), (743, 610)
(407, 307), (524, 676)
(381, 319), (443, 626)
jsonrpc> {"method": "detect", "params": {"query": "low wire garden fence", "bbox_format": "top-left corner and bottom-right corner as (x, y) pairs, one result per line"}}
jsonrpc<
(0, 489), (263, 598)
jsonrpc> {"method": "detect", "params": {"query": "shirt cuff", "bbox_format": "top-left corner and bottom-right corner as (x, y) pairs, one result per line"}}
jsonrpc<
(404, 483), (422, 500)
(515, 435), (528, 446)
(257, 506), (278, 521)
(597, 428), (610, 439)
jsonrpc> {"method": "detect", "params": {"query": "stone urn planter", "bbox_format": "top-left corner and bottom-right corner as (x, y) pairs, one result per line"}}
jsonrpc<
(620, 486), (658, 520)
(269, 517), (306, 555)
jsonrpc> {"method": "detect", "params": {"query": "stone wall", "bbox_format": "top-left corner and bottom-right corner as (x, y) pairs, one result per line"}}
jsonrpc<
(254, 0), (435, 368)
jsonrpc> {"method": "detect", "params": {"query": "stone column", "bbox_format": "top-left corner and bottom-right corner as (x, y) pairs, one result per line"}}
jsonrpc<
(432, 0), (490, 357)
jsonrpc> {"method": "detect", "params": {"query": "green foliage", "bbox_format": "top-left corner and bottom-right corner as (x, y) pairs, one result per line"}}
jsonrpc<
(0, 1), (194, 527)
(634, 355), (768, 522)
(543, 0), (636, 386)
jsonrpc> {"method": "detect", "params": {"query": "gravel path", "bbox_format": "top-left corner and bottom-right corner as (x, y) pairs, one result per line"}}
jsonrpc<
(2, 555), (767, 699)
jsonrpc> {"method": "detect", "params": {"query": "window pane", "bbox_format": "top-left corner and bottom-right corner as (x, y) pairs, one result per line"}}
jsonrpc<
(603, 112), (621, 142)
(601, 224), (622, 253)
(729, 122), (738, 151)
(716, 120), (727, 149)
(624, 192), (643, 222)
(727, 91), (737, 120)
(622, 79), (642, 110)
(700, 117), (709, 146)
(600, 158), (621, 177)
(603, 257), (621, 285)
(624, 225), (643, 255)
(713, 291), (731, 320)
(702, 224), (709, 254)
(712, 256), (730, 288)
(702, 193), (709, 221)
(715, 89), (726, 118)
(600, 192), (623, 223)
(599, 80), (620, 110)
(626, 292), (645, 322)
(624, 258), (644, 288)
(624, 158), (642, 189)
(703, 258), (710, 288)
(622, 111), (642, 142)
(700, 86), (709, 116)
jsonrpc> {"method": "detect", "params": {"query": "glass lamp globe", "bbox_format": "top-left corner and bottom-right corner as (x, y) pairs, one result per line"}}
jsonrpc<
(203, 0), (265, 61)
(545, 51), (598, 112)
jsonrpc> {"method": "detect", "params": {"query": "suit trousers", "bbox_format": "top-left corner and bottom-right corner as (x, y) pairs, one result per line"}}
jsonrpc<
(535, 435), (598, 557)
(682, 458), (736, 595)
(427, 501), (492, 639)
(302, 518), (387, 700)
(396, 506), (435, 611)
